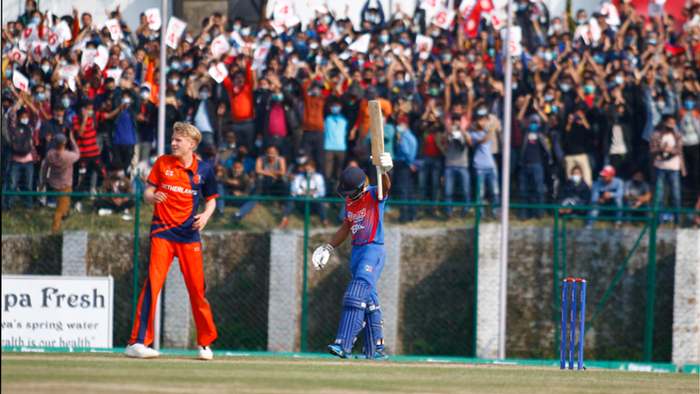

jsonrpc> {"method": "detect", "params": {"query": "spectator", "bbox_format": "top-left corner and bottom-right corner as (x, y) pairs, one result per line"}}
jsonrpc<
(563, 107), (594, 186)
(231, 145), (287, 223)
(559, 166), (591, 215)
(602, 101), (634, 180)
(679, 94), (699, 200)
(518, 113), (551, 220)
(133, 149), (157, 193)
(72, 100), (103, 198)
(95, 169), (135, 217)
(215, 159), (250, 220)
(393, 116), (418, 223)
(39, 132), (80, 231)
(39, 104), (71, 151)
(4, 108), (35, 215)
(650, 116), (686, 228)
(588, 165), (625, 229)
(300, 77), (327, 177)
(110, 86), (141, 172)
(441, 114), (471, 219)
(415, 103), (445, 216)
(624, 169), (652, 218)
(187, 84), (220, 152)
(217, 131), (238, 167)
(470, 108), (499, 219)
(324, 96), (347, 184)
(222, 58), (255, 151)
(261, 75), (298, 160)
(279, 160), (328, 228)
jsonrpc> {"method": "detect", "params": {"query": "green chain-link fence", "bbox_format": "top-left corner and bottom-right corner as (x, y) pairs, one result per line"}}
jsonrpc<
(2, 188), (698, 365)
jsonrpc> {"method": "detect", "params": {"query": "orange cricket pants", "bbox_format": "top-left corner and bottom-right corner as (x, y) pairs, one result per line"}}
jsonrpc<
(129, 237), (217, 347)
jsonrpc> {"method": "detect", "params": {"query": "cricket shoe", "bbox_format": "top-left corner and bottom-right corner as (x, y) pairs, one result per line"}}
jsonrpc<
(355, 347), (389, 360)
(197, 346), (213, 361)
(327, 344), (351, 359)
(124, 343), (159, 359)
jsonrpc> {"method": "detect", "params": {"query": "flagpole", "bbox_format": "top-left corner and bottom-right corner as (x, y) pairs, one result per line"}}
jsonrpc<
(498, 0), (515, 361)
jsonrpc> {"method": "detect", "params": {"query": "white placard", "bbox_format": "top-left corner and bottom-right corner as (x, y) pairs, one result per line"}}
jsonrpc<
(415, 34), (434, 54)
(81, 48), (98, 72)
(106, 68), (123, 85)
(59, 64), (80, 80)
(251, 43), (272, 70)
(269, 18), (286, 35)
(321, 22), (340, 46)
(46, 29), (63, 52)
(104, 19), (122, 41)
(21, 24), (39, 43)
(211, 35), (231, 58)
(600, 3), (620, 26)
(1, 276), (114, 349)
(420, 0), (440, 11)
(500, 26), (522, 56)
(459, 0), (477, 16)
(28, 42), (49, 58)
(55, 21), (72, 42)
(648, 1), (664, 17)
(94, 45), (110, 71)
(208, 62), (229, 83)
(165, 17), (187, 50)
(9, 48), (26, 64)
(145, 8), (162, 30)
(588, 18), (601, 41)
(285, 15), (301, 28)
(12, 71), (29, 91)
(273, 2), (293, 20)
(490, 9), (506, 30)
(432, 9), (456, 30)
(348, 34), (371, 54)
(230, 31), (245, 48)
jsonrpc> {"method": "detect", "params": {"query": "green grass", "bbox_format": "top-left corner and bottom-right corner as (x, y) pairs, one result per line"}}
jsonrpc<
(1, 353), (696, 394)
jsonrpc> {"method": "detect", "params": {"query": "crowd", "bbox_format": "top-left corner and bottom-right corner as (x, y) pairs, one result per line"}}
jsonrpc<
(2, 0), (700, 231)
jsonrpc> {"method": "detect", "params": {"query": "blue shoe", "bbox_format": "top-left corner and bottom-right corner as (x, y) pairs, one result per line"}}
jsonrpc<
(327, 344), (351, 359)
(355, 347), (389, 360)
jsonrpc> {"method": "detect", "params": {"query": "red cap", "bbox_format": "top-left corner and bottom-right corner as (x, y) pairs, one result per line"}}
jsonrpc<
(600, 165), (615, 177)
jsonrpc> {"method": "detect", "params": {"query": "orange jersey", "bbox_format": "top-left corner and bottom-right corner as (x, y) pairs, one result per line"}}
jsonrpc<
(147, 154), (218, 243)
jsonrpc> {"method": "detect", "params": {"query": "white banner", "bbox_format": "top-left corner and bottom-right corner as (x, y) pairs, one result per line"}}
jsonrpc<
(415, 34), (434, 54)
(28, 42), (49, 58)
(106, 68), (123, 85)
(211, 35), (231, 59)
(95, 45), (110, 71)
(1, 276), (114, 349)
(9, 48), (26, 63)
(251, 43), (272, 70)
(104, 19), (122, 40)
(165, 17), (187, 50)
(46, 29), (63, 52)
(321, 22), (340, 47)
(144, 8), (162, 30)
(208, 62), (229, 83)
(432, 9), (456, 30)
(55, 21), (72, 42)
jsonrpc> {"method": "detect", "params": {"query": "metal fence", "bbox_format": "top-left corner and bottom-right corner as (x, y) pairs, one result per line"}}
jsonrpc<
(2, 187), (698, 364)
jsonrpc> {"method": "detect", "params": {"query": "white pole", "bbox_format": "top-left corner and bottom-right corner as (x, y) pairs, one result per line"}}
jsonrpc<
(153, 0), (168, 351)
(498, 0), (515, 361)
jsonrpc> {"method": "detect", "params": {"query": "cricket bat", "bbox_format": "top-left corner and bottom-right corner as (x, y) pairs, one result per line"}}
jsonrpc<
(368, 100), (385, 199)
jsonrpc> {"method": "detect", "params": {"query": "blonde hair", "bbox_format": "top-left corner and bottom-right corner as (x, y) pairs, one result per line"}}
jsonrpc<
(172, 122), (202, 147)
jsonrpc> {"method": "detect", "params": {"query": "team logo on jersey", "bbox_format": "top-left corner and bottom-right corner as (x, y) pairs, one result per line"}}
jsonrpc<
(165, 170), (174, 177)
(347, 208), (366, 223)
(193, 174), (201, 185)
(364, 265), (373, 272)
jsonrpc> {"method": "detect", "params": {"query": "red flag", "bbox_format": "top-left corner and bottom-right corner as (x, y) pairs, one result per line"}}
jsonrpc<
(462, 1), (483, 38)
(664, 43), (685, 56)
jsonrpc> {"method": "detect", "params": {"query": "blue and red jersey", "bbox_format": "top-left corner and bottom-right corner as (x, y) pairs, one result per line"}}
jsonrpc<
(344, 186), (386, 246)
(147, 154), (218, 243)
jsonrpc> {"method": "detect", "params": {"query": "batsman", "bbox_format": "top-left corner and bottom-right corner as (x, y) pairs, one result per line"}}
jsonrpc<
(313, 101), (393, 360)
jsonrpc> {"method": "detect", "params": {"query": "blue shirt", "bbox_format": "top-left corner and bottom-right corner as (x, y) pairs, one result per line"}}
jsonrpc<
(344, 186), (386, 246)
(193, 100), (214, 133)
(113, 110), (136, 145)
(324, 114), (347, 151)
(395, 129), (417, 166)
(590, 177), (625, 203)
(470, 130), (496, 170)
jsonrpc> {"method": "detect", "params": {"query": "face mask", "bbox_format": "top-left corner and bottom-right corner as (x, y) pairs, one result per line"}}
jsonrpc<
(442, 53), (452, 62)
(396, 125), (407, 133)
(272, 93), (283, 101)
(377, 75), (386, 83)
(29, 78), (38, 87)
(571, 174), (582, 184)
(517, 3), (527, 11)
(296, 157), (307, 165)
(551, 105), (559, 113)
(553, 23), (562, 32)
(544, 52), (553, 62)
(285, 45), (294, 53)
(657, 101), (665, 108)
(430, 29), (441, 38)
(31, 17), (41, 25)
(615, 75), (624, 85)
(86, 110), (94, 117)
(330, 105), (341, 114)
(593, 55), (605, 64)
(577, 18), (587, 25)
(529, 123), (539, 131)
(199, 91), (209, 100)
(182, 61), (193, 69)
(685, 100), (695, 110)
(41, 64), (51, 73)
(429, 87), (440, 97)
(476, 108), (488, 116)
(399, 37), (409, 46)
(61, 98), (71, 108)
(140, 91), (150, 100)
(384, 56), (393, 65)
(379, 34), (389, 43)
(357, 58), (365, 67)
(122, 97), (131, 105)
(241, 27), (251, 36)
(255, 140), (263, 148)
(572, 57), (580, 65)
(149, 157), (157, 165)
(5, 69), (12, 77)
(169, 78), (179, 86)
(36, 92), (45, 101)
(309, 42), (319, 50)
(394, 79), (404, 87)
(544, 94), (554, 102)
(315, 55), (324, 65)
(560, 83), (571, 92)
(20, 118), (29, 125)
(512, 82), (518, 90)
(584, 85), (595, 95)
(647, 39), (657, 46)
(233, 24), (241, 31)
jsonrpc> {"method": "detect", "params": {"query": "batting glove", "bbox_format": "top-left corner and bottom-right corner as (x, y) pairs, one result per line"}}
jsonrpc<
(312, 244), (333, 270)
(379, 152), (393, 174)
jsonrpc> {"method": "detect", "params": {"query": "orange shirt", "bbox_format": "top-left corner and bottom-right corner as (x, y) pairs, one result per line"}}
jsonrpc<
(147, 154), (218, 243)
(223, 62), (254, 122)
(301, 79), (326, 132)
(354, 98), (392, 138)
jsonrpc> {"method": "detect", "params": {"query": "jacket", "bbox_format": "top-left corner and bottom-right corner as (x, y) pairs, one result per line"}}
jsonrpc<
(40, 139), (81, 190)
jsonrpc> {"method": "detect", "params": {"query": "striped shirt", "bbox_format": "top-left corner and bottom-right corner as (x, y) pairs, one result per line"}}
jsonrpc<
(72, 114), (100, 158)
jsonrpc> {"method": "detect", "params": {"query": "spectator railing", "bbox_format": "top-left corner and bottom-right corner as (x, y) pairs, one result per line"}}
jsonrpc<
(2, 186), (698, 364)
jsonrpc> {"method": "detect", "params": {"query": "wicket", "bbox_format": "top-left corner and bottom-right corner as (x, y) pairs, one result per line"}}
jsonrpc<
(560, 278), (587, 370)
